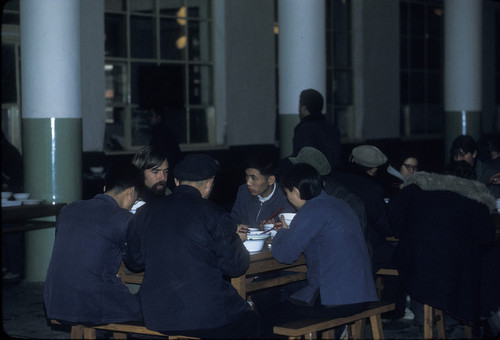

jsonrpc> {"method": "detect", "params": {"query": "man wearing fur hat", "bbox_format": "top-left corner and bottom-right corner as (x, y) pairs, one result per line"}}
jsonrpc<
(125, 154), (264, 338)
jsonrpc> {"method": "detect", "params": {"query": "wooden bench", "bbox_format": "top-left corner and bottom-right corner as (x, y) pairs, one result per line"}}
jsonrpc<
(50, 320), (199, 339)
(273, 301), (395, 339)
(375, 268), (453, 339)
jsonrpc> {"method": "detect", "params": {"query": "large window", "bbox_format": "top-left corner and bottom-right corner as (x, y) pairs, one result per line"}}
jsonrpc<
(400, 0), (444, 136)
(104, 0), (214, 151)
(326, 0), (353, 138)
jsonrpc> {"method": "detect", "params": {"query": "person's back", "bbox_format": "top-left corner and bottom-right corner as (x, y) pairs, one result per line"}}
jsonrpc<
(125, 154), (263, 338)
(44, 165), (142, 324)
(387, 162), (496, 325)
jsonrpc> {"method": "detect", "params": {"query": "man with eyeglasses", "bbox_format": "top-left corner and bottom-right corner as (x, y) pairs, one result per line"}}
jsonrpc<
(131, 145), (172, 212)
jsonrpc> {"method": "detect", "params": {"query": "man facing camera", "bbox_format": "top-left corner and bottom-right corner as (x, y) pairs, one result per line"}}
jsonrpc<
(125, 154), (264, 339)
(44, 164), (143, 325)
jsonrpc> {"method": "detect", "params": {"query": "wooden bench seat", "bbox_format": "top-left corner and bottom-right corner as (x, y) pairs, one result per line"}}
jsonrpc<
(273, 301), (395, 339)
(50, 320), (198, 339)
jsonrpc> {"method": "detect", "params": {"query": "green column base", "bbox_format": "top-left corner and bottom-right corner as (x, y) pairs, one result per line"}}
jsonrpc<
(444, 110), (481, 162)
(279, 114), (300, 159)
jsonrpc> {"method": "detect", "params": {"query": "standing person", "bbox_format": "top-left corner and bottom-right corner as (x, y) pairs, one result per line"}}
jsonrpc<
(257, 163), (376, 336)
(130, 145), (170, 211)
(2, 132), (25, 283)
(125, 154), (263, 339)
(231, 155), (295, 231)
(147, 106), (182, 190)
(450, 134), (500, 198)
(44, 164), (143, 325)
(292, 89), (343, 170)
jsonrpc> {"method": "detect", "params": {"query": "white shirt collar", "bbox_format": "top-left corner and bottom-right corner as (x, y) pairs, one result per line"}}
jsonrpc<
(258, 183), (276, 203)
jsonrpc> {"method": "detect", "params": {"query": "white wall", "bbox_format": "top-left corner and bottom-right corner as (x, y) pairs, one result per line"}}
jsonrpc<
(223, 0), (277, 146)
(81, 0), (105, 151)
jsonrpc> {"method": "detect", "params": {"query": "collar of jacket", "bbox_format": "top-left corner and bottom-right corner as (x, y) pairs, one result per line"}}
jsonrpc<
(403, 171), (496, 212)
(295, 113), (326, 131)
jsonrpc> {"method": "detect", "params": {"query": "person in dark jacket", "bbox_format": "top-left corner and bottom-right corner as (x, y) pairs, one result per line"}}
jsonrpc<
(44, 164), (143, 325)
(125, 154), (263, 339)
(292, 89), (343, 169)
(387, 161), (498, 328)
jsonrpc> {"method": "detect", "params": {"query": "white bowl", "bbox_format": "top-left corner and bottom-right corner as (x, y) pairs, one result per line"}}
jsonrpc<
(243, 233), (269, 253)
(13, 193), (30, 200)
(279, 213), (296, 226)
(1, 192), (12, 199)
(263, 224), (277, 238)
(90, 166), (104, 174)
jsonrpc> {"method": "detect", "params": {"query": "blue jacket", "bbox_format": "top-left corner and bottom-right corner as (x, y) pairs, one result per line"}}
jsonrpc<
(272, 191), (377, 306)
(44, 194), (141, 324)
(125, 185), (251, 332)
(230, 183), (295, 228)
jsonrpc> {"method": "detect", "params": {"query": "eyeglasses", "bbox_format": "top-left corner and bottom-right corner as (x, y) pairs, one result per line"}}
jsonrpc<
(403, 164), (418, 171)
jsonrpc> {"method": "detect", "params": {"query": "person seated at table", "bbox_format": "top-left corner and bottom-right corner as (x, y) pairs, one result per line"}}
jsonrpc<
(130, 145), (171, 212)
(256, 163), (377, 336)
(125, 154), (264, 339)
(230, 154), (295, 231)
(44, 164), (143, 325)
(377, 151), (420, 198)
(387, 160), (498, 330)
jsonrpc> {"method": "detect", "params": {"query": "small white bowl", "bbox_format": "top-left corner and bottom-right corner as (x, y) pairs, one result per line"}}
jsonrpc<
(279, 213), (296, 226)
(90, 166), (104, 174)
(243, 233), (269, 253)
(13, 193), (30, 200)
(1, 192), (12, 199)
(263, 224), (277, 238)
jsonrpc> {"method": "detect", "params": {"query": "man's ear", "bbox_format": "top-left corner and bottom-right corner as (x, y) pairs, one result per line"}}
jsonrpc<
(472, 150), (478, 159)
(268, 175), (276, 185)
(174, 178), (180, 186)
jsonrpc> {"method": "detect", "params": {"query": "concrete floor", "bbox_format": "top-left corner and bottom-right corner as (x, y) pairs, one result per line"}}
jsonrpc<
(2, 280), (475, 339)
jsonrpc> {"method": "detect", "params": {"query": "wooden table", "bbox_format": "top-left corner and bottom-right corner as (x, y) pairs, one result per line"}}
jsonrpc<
(118, 248), (307, 300)
(2, 202), (67, 233)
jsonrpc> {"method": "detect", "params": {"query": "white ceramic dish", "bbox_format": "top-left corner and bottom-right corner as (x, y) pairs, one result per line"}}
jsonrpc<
(1, 192), (12, 199)
(243, 233), (269, 253)
(263, 224), (277, 238)
(90, 166), (104, 174)
(2, 200), (22, 207)
(13, 193), (30, 200)
(279, 213), (296, 226)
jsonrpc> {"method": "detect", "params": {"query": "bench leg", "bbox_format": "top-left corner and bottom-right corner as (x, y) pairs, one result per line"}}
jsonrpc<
(435, 308), (446, 339)
(70, 325), (84, 339)
(369, 314), (385, 340)
(112, 332), (128, 339)
(351, 319), (366, 339)
(82, 326), (97, 339)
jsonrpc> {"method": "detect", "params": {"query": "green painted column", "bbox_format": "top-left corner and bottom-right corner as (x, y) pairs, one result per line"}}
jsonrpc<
(20, 0), (82, 282)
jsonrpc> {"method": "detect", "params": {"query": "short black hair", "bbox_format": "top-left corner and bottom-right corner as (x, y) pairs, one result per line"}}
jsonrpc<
(245, 155), (278, 177)
(299, 89), (324, 115)
(282, 163), (323, 200)
(105, 163), (144, 194)
(444, 160), (477, 180)
(131, 145), (168, 173)
(450, 135), (477, 159)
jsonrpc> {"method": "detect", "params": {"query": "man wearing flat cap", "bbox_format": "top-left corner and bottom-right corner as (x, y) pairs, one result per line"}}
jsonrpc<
(125, 154), (264, 338)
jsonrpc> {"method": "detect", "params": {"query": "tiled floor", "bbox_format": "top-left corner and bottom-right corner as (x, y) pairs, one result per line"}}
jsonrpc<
(2, 280), (476, 339)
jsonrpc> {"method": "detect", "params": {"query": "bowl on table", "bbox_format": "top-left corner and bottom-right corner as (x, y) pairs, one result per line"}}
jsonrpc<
(2, 192), (12, 200)
(279, 213), (296, 226)
(13, 193), (30, 200)
(263, 223), (277, 238)
(243, 233), (269, 253)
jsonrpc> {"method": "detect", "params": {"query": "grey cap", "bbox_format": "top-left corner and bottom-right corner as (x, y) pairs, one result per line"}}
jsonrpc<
(351, 145), (388, 168)
(289, 146), (331, 176)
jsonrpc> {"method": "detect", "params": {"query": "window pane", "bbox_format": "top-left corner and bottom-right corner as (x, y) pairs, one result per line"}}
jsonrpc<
(104, 107), (126, 150)
(400, 72), (409, 104)
(105, 63), (126, 105)
(427, 38), (441, 70)
(334, 70), (352, 105)
(159, 0), (184, 16)
(160, 18), (186, 60)
(189, 65), (212, 105)
(2, 44), (17, 103)
(427, 73), (442, 104)
(189, 109), (208, 143)
(105, 13), (127, 57)
(188, 20), (212, 61)
(130, 0), (154, 14)
(334, 32), (350, 67)
(187, 1), (211, 19)
(427, 5), (443, 39)
(333, 0), (350, 31)
(409, 3), (425, 37)
(409, 72), (425, 103)
(131, 108), (152, 146)
(131, 15), (155, 59)
(409, 37), (425, 69)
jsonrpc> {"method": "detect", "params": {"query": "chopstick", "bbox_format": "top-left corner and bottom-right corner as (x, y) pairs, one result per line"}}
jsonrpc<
(260, 225), (277, 234)
(258, 206), (284, 228)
